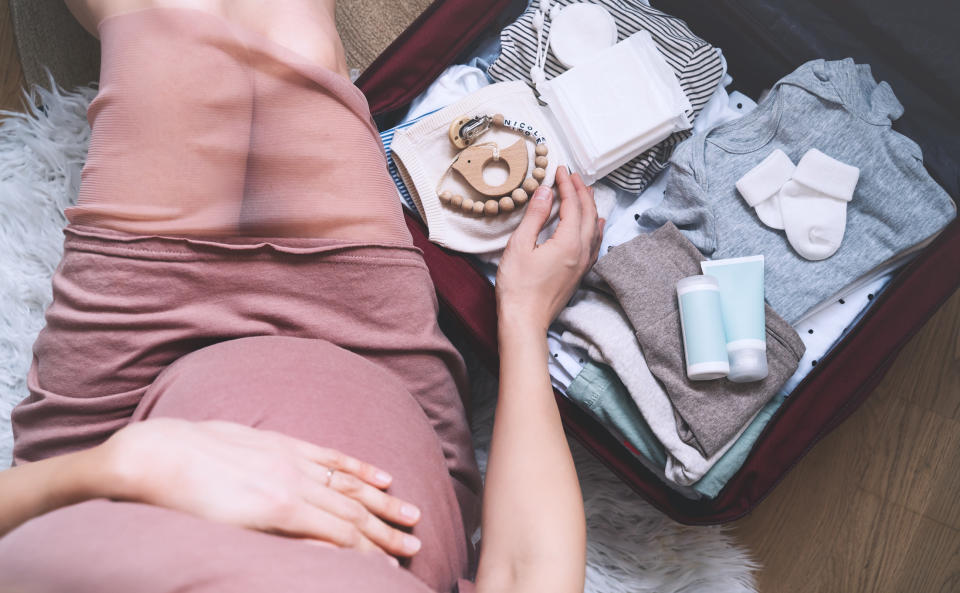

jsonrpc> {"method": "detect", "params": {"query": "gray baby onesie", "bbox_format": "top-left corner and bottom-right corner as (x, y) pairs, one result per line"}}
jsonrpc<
(594, 223), (805, 457)
(640, 58), (956, 323)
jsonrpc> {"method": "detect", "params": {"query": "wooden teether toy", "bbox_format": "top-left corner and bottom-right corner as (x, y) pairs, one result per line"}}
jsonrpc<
(437, 113), (549, 217)
(451, 139), (528, 197)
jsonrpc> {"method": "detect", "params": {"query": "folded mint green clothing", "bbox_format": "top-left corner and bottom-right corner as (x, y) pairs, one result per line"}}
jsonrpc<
(567, 362), (667, 467)
(569, 360), (790, 499)
(567, 363), (704, 500)
(691, 391), (788, 498)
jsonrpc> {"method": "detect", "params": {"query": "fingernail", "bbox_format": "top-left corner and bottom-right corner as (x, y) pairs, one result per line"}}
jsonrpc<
(403, 535), (422, 554)
(375, 471), (392, 484)
(401, 504), (420, 521)
(388, 556), (400, 568)
(558, 165), (568, 175)
(533, 186), (551, 201)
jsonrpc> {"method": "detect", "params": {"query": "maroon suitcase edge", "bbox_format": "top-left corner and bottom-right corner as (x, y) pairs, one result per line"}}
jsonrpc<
(356, 0), (517, 117)
(358, 0), (960, 524)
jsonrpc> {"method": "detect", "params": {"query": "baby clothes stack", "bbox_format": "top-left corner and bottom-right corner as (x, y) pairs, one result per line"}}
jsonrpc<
(594, 223), (805, 457)
(551, 59), (955, 497)
(489, 0), (725, 193)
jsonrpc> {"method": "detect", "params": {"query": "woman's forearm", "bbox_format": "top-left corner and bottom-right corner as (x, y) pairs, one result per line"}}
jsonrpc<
(0, 446), (116, 537)
(476, 314), (586, 593)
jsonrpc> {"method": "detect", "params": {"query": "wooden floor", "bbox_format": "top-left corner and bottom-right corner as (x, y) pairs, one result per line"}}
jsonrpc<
(2, 2), (958, 591)
(734, 289), (960, 592)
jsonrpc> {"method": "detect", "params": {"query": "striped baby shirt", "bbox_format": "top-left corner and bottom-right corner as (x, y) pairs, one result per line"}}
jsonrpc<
(488, 0), (724, 193)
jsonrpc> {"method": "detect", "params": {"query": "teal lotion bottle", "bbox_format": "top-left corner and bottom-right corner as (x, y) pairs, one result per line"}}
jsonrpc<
(676, 275), (729, 380)
(700, 255), (768, 382)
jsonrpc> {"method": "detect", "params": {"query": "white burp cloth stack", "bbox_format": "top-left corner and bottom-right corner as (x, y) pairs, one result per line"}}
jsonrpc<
(538, 30), (693, 185)
(736, 148), (860, 261)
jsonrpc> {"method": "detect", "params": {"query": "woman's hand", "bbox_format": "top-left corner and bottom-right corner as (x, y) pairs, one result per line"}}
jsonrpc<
(479, 165), (595, 592)
(98, 418), (422, 563)
(496, 166), (604, 334)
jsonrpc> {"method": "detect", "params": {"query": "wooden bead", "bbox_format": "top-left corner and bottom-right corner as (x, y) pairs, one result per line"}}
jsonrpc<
(511, 187), (528, 205)
(472, 201), (485, 215)
(535, 156), (548, 168)
(439, 190), (453, 204)
(535, 143), (548, 157)
(461, 197), (475, 212)
(492, 113), (505, 127)
(484, 200), (499, 215)
(522, 177), (539, 194)
(499, 196), (516, 212)
(532, 167), (546, 182)
(450, 194), (463, 208)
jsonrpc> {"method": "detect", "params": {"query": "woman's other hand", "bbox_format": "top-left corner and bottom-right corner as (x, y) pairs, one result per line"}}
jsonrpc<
(98, 418), (422, 563)
(496, 166), (604, 333)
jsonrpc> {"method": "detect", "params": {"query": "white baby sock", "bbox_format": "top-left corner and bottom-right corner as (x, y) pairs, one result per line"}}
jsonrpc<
(778, 148), (860, 261)
(735, 148), (795, 230)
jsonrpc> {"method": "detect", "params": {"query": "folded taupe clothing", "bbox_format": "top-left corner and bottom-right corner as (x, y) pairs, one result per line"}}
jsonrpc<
(557, 288), (756, 487)
(593, 222), (805, 457)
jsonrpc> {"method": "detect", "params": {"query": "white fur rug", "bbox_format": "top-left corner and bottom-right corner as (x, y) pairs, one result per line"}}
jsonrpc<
(0, 81), (758, 592)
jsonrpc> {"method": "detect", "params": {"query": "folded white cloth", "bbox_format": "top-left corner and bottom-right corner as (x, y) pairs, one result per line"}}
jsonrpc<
(538, 30), (692, 184)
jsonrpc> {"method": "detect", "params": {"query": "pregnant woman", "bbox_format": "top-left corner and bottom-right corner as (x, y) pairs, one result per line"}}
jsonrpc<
(0, 1), (603, 592)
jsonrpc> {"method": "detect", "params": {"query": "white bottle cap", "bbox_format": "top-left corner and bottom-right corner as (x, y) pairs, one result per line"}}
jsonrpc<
(726, 342), (768, 383)
(687, 361), (730, 381)
(677, 274), (720, 294)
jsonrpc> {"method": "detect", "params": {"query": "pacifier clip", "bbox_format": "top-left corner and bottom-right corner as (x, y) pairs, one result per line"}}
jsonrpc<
(437, 113), (549, 217)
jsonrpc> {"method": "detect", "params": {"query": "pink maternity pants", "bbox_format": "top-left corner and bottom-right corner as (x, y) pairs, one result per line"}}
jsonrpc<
(0, 7), (480, 593)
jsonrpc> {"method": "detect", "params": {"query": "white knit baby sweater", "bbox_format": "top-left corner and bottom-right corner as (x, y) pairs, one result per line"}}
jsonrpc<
(390, 81), (571, 254)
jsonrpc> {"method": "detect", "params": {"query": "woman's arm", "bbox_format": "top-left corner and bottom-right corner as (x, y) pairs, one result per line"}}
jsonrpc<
(0, 446), (112, 537)
(0, 419), (422, 563)
(476, 167), (603, 593)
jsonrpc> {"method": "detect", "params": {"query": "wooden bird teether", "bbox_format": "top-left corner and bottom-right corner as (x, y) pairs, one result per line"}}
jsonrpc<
(451, 139), (528, 197)
(436, 113), (550, 217)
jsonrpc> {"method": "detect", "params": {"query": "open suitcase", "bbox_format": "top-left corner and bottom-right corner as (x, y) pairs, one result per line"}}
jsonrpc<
(355, 0), (960, 524)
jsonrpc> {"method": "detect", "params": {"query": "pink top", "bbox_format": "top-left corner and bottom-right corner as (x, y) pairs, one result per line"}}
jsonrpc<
(3, 8), (480, 592)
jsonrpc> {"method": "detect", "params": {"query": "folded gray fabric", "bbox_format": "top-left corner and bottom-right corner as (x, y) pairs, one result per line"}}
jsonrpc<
(594, 222), (805, 457)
